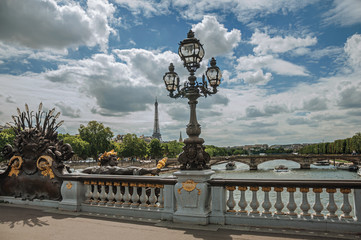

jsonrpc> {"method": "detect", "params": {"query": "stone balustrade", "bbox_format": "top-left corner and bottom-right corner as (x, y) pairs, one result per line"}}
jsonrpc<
(208, 178), (361, 233)
(1, 172), (361, 234)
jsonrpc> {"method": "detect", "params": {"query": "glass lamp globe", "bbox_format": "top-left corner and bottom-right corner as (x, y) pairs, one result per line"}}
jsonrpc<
(163, 63), (179, 92)
(206, 57), (222, 87)
(178, 30), (205, 72)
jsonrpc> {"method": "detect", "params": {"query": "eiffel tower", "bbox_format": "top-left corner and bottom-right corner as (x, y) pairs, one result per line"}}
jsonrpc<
(152, 98), (162, 141)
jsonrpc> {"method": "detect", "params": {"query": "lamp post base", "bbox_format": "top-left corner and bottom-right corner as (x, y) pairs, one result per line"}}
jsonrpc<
(178, 137), (210, 170)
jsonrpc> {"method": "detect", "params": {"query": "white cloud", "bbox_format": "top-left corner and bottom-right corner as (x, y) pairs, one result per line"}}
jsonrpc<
(237, 70), (273, 85)
(344, 34), (361, 70)
(250, 30), (317, 56)
(0, 0), (116, 51)
(323, 0), (361, 26)
(114, 0), (170, 17)
(192, 15), (241, 59)
(236, 55), (309, 77)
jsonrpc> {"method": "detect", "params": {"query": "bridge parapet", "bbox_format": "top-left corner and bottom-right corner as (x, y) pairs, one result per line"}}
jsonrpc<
(1, 172), (361, 234)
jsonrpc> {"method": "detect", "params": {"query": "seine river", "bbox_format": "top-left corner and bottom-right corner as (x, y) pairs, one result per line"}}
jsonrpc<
(208, 159), (360, 216)
(210, 159), (360, 180)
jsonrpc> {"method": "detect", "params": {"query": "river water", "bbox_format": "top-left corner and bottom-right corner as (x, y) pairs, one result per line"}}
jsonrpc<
(210, 159), (360, 180)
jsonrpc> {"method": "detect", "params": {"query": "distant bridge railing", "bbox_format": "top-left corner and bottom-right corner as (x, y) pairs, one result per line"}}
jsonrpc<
(209, 154), (361, 170)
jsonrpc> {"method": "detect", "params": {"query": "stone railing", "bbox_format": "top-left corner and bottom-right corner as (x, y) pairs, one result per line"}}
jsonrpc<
(1, 171), (361, 234)
(58, 174), (177, 221)
(208, 178), (361, 233)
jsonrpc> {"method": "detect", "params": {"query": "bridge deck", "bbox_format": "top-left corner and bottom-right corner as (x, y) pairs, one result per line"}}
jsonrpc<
(1, 203), (355, 240)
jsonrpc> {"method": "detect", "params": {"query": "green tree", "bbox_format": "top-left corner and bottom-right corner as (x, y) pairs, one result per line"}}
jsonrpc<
(63, 135), (90, 159)
(78, 121), (113, 159)
(0, 128), (16, 162)
(148, 138), (163, 159)
(119, 133), (147, 159)
(162, 141), (184, 158)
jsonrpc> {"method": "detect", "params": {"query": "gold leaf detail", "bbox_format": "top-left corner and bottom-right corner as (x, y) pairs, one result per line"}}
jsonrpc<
(66, 182), (73, 189)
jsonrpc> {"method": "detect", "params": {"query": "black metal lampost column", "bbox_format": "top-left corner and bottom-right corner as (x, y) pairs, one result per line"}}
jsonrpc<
(163, 30), (222, 170)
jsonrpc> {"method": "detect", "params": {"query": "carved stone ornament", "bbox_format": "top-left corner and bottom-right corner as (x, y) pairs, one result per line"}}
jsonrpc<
(0, 103), (74, 201)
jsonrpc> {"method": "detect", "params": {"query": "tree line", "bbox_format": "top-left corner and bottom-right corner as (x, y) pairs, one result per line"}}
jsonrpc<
(299, 133), (361, 154)
(3, 120), (358, 162)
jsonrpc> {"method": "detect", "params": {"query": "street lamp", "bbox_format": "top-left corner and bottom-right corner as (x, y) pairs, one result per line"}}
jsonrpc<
(163, 30), (222, 170)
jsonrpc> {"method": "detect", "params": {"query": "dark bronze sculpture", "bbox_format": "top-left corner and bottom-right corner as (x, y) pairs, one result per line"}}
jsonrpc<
(81, 150), (167, 176)
(0, 103), (73, 200)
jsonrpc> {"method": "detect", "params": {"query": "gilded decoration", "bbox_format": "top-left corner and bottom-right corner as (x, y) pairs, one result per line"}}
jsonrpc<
(340, 188), (351, 194)
(84, 181), (90, 185)
(287, 187), (296, 192)
(113, 182), (120, 186)
(262, 187), (271, 192)
(66, 182), (73, 189)
(300, 188), (309, 193)
(250, 186), (259, 191)
(177, 180), (201, 195)
(8, 156), (23, 177)
(122, 182), (129, 187)
(238, 186), (247, 191)
(326, 188), (337, 193)
(274, 187), (283, 192)
(37, 156), (55, 179)
(225, 186), (236, 191)
(313, 188), (323, 193)
(106, 182), (113, 186)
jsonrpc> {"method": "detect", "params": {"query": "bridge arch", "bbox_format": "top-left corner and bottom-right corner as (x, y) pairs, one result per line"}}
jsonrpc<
(257, 159), (301, 169)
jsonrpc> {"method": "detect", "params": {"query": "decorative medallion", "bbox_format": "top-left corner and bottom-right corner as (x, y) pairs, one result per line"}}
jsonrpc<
(177, 179), (201, 195)
(66, 181), (73, 189)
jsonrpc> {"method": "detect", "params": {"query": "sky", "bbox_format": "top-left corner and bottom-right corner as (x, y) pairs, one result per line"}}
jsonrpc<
(0, 0), (361, 147)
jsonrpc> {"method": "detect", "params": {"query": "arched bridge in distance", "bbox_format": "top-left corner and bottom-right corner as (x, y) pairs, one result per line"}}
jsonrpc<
(209, 154), (361, 170)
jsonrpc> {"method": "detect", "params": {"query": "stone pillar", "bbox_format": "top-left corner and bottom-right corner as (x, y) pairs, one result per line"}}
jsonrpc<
(209, 186), (226, 224)
(173, 170), (214, 225)
(59, 180), (86, 211)
(354, 189), (361, 222)
(161, 184), (175, 221)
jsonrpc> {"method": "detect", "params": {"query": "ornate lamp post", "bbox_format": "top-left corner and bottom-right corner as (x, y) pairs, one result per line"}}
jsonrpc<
(163, 30), (222, 170)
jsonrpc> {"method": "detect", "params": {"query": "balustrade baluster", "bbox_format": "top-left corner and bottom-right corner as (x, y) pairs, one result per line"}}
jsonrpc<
(114, 182), (123, 207)
(238, 186), (248, 215)
(139, 183), (148, 208)
(287, 187), (297, 217)
(84, 181), (92, 204)
(98, 182), (107, 205)
(274, 187), (284, 215)
(313, 188), (324, 219)
(326, 188), (338, 219)
(157, 184), (164, 208)
(122, 182), (131, 207)
(148, 184), (157, 208)
(250, 186), (260, 215)
(106, 182), (115, 206)
(261, 187), (272, 216)
(91, 181), (99, 205)
(226, 186), (236, 213)
(130, 183), (139, 207)
(300, 188), (311, 218)
(340, 188), (353, 219)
